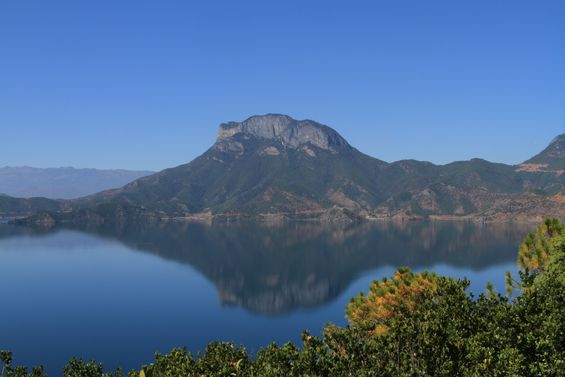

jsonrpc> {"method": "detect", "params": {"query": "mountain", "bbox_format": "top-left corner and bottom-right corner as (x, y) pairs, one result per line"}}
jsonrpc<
(0, 166), (153, 199)
(74, 114), (386, 217)
(8, 114), (565, 222)
(519, 134), (565, 171)
(0, 194), (63, 217)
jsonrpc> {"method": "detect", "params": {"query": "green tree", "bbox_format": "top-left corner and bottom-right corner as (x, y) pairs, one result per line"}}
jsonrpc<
(0, 351), (46, 377)
(518, 217), (562, 271)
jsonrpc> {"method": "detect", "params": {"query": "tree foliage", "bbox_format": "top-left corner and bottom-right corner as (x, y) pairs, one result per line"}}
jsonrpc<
(518, 217), (563, 271)
(346, 268), (441, 335)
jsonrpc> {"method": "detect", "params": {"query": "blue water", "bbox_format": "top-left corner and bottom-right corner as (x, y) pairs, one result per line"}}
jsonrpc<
(0, 221), (531, 375)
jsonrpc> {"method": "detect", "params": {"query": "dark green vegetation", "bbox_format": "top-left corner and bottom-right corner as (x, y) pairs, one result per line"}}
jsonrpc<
(0, 194), (63, 217)
(2, 218), (564, 376)
(3, 115), (565, 222)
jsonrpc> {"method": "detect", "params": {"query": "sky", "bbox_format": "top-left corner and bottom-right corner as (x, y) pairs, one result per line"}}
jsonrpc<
(0, 0), (564, 171)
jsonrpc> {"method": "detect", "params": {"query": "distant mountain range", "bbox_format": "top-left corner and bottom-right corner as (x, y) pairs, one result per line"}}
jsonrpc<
(3, 114), (565, 222)
(0, 166), (153, 199)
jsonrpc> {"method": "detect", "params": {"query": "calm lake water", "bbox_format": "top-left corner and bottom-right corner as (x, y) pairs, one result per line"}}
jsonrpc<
(0, 220), (532, 375)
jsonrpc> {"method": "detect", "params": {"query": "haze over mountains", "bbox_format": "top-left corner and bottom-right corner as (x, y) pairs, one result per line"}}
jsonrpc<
(0, 166), (153, 199)
(3, 114), (565, 222)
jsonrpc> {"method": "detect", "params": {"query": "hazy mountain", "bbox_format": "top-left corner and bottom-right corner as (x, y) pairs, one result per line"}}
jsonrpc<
(0, 166), (153, 199)
(6, 114), (565, 222)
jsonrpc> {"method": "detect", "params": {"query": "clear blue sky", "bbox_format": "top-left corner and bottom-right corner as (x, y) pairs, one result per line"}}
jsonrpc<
(1, 0), (563, 171)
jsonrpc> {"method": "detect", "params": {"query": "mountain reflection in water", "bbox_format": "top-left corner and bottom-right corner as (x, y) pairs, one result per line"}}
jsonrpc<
(0, 220), (533, 375)
(7, 220), (531, 315)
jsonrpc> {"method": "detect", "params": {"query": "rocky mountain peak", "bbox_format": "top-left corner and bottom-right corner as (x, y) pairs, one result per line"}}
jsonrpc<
(216, 114), (351, 152)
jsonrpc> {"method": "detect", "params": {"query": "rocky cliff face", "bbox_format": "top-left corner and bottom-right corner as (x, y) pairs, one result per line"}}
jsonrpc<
(216, 114), (351, 153)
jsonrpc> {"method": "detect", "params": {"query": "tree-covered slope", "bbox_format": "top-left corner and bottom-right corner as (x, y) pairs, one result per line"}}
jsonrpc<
(0, 194), (64, 217)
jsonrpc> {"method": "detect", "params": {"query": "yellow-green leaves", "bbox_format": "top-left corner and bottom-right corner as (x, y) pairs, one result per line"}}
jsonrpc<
(518, 218), (562, 271)
(346, 268), (441, 334)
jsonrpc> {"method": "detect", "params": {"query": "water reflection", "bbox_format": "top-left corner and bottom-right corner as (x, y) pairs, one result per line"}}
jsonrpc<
(6, 220), (531, 315)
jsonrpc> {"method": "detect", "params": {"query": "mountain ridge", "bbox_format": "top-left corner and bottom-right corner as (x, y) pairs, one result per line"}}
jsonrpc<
(520, 133), (565, 171)
(5, 114), (565, 223)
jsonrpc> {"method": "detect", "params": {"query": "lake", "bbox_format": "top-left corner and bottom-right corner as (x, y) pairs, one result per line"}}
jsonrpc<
(0, 220), (532, 375)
